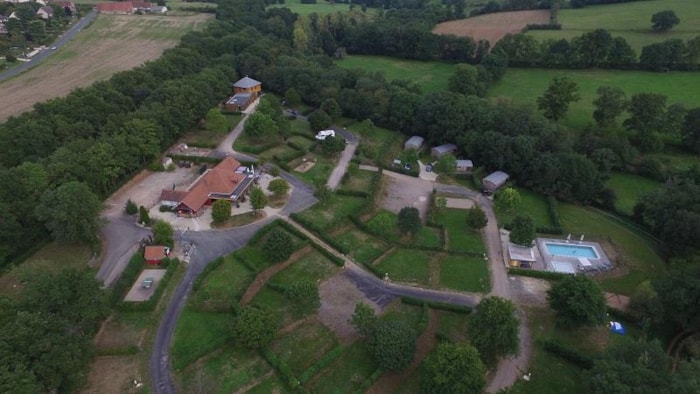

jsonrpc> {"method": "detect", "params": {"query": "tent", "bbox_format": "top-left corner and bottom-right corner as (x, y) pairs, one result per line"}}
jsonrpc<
(609, 321), (626, 335)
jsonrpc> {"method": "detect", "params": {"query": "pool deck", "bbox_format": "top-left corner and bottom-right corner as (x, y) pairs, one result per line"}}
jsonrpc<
(536, 237), (612, 274)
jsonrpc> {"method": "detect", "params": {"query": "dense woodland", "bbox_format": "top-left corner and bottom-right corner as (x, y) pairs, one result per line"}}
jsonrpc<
(0, 0), (699, 390)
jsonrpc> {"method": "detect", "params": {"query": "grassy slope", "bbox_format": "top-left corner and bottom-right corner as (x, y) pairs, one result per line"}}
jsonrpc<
(336, 55), (457, 94)
(526, 0), (700, 52)
(606, 172), (661, 216)
(488, 68), (700, 130)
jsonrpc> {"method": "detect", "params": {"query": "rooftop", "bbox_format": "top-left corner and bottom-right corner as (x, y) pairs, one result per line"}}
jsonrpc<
(226, 93), (252, 106)
(233, 76), (261, 89)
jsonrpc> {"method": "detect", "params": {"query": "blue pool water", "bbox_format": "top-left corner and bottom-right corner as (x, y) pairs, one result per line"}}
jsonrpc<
(545, 243), (598, 258)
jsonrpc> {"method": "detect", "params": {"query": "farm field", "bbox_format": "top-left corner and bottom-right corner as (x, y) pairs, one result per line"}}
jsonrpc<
(336, 55), (456, 94)
(488, 68), (700, 130)
(268, 0), (359, 16)
(0, 13), (212, 121)
(433, 9), (550, 46)
(526, 0), (700, 52)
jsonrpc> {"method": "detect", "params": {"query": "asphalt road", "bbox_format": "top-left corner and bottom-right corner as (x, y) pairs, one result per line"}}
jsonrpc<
(96, 215), (150, 286)
(0, 10), (97, 82)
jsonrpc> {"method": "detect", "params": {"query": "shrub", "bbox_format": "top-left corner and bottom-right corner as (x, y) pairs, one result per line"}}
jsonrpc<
(211, 200), (231, 224)
(232, 304), (278, 349)
(138, 206), (150, 225)
(152, 220), (174, 247)
(263, 229), (294, 263)
(541, 339), (594, 369)
(369, 319), (416, 371)
(284, 280), (320, 317)
(124, 199), (138, 215)
(268, 178), (290, 196)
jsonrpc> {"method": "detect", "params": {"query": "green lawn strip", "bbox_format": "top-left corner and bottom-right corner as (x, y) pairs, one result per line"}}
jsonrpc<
(294, 195), (367, 231)
(494, 188), (553, 228)
(233, 132), (278, 153)
(336, 55), (456, 94)
(270, 320), (339, 376)
(270, 249), (339, 286)
(335, 227), (390, 265)
(438, 255), (491, 293)
(488, 68), (700, 131)
(557, 204), (665, 295)
(437, 310), (470, 342)
(234, 246), (270, 273)
(171, 310), (234, 370)
(414, 225), (442, 249)
(606, 172), (661, 216)
(290, 154), (335, 186)
(250, 286), (295, 326)
(375, 248), (433, 287)
(309, 341), (379, 393)
(340, 169), (376, 193)
(259, 144), (301, 162)
(434, 208), (485, 254)
(177, 345), (273, 393)
(189, 255), (255, 311)
(287, 135), (315, 151)
(289, 117), (313, 136)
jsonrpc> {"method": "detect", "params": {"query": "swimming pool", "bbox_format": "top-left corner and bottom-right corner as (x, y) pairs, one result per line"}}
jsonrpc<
(545, 243), (599, 259)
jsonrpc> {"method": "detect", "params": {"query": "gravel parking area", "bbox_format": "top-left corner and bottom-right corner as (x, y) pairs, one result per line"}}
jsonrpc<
(381, 172), (434, 220)
(124, 269), (167, 302)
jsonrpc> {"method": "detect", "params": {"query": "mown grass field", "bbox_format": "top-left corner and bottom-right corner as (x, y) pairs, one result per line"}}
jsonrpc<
(336, 55), (456, 94)
(526, 0), (700, 52)
(494, 188), (554, 229)
(375, 248), (433, 286)
(606, 172), (661, 216)
(488, 68), (700, 130)
(439, 255), (490, 293)
(434, 208), (486, 254)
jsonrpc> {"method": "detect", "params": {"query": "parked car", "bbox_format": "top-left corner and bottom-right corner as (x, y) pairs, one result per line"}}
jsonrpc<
(425, 164), (432, 172)
(404, 162), (411, 171)
(315, 129), (335, 140)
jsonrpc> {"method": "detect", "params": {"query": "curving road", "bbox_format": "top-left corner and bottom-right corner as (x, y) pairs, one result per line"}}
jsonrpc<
(0, 10), (97, 82)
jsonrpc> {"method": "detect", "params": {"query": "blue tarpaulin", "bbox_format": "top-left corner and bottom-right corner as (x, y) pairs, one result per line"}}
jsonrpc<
(609, 321), (626, 335)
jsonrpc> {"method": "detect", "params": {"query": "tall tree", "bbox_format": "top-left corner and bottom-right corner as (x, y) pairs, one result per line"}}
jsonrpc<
(249, 186), (267, 213)
(397, 206), (421, 235)
(244, 112), (278, 137)
(509, 215), (535, 246)
(651, 10), (680, 32)
(211, 200), (231, 224)
(682, 107), (700, 154)
(466, 206), (488, 230)
(494, 187), (521, 213)
(284, 280), (320, 317)
(320, 98), (342, 120)
(448, 64), (480, 97)
(653, 264), (700, 331)
(152, 220), (174, 247)
(349, 302), (377, 338)
(204, 108), (229, 133)
(537, 77), (581, 121)
(34, 181), (101, 244)
(232, 304), (278, 349)
(548, 275), (606, 327)
(593, 86), (627, 127)
(469, 296), (520, 367)
(421, 342), (486, 394)
(308, 109), (331, 131)
(436, 153), (457, 174)
(262, 229), (293, 263)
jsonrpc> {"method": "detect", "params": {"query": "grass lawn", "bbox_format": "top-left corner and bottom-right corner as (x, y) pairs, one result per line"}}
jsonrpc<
(488, 68), (700, 130)
(270, 248), (339, 285)
(94, 311), (151, 351)
(189, 256), (255, 311)
(494, 188), (553, 229)
(414, 225), (443, 249)
(438, 310), (470, 342)
(340, 169), (375, 192)
(648, 149), (700, 173)
(177, 345), (273, 393)
(347, 122), (398, 164)
(606, 172), (661, 216)
(294, 194), (367, 231)
(290, 153), (335, 186)
(526, 0), (700, 53)
(247, 376), (291, 393)
(287, 135), (315, 151)
(259, 144), (300, 162)
(335, 227), (390, 265)
(270, 320), (339, 376)
(375, 248), (433, 286)
(171, 310), (234, 370)
(250, 285), (293, 325)
(558, 204), (665, 295)
(310, 341), (379, 393)
(434, 208), (486, 254)
(268, 0), (372, 16)
(233, 132), (280, 153)
(336, 55), (456, 94)
(0, 242), (92, 298)
(439, 255), (490, 293)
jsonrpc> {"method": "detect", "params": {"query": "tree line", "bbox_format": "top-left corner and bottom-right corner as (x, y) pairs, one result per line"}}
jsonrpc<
(494, 29), (700, 71)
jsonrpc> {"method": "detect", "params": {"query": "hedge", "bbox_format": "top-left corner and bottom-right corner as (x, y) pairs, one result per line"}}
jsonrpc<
(547, 196), (561, 228)
(335, 189), (370, 199)
(417, 303), (430, 333)
(536, 226), (564, 235)
(168, 154), (223, 165)
(289, 131), (316, 140)
(360, 260), (384, 279)
(117, 259), (180, 312)
(111, 252), (146, 304)
(401, 297), (472, 314)
(274, 149), (305, 163)
(507, 267), (569, 281)
(247, 220), (282, 245)
(310, 243), (345, 267)
(193, 256), (225, 292)
(238, 142), (277, 155)
(289, 213), (350, 255)
(523, 23), (562, 31)
(95, 345), (139, 356)
(541, 339), (594, 369)
(262, 348), (305, 392)
(286, 141), (308, 152)
(299, 345), (346, 384)
(353, 368), (384, 394)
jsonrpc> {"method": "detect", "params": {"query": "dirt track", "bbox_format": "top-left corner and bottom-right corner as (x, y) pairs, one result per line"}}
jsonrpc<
(433, 10), (550, 47)
(0, 13), (212, 122)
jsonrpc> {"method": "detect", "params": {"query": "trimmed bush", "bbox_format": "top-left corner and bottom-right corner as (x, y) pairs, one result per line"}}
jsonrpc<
(541, 339), (594, 369)
(354, 368), (384, 394)
(193, 257), (225, 291)
(299, 346), (345, 384)
(401, 297), (472, 314)
(507, 268), (568, 281)
(261, 348), (302, 390)
(168, 154), (222, 164)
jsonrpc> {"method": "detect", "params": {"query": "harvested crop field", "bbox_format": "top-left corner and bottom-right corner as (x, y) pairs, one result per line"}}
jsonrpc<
(0, 13), (212, 121)
(433, 10), (550, 47)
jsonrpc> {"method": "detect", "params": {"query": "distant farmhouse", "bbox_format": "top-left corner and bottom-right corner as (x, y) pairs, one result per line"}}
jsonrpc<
(96, 1), (165, 14)
(224, 76), (261, 112)
(159, 156), (257, 217)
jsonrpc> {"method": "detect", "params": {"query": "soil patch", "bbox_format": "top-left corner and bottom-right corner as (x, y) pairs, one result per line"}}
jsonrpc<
(433, 10), (550, 46)
(294, 161), (316, 173)
(317, 272), (382, 344)
(444, 197), (474, 209)
(81, 355), (143, 394)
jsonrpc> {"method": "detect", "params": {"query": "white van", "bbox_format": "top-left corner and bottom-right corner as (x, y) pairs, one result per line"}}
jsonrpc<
(315, 130), (335, 140)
